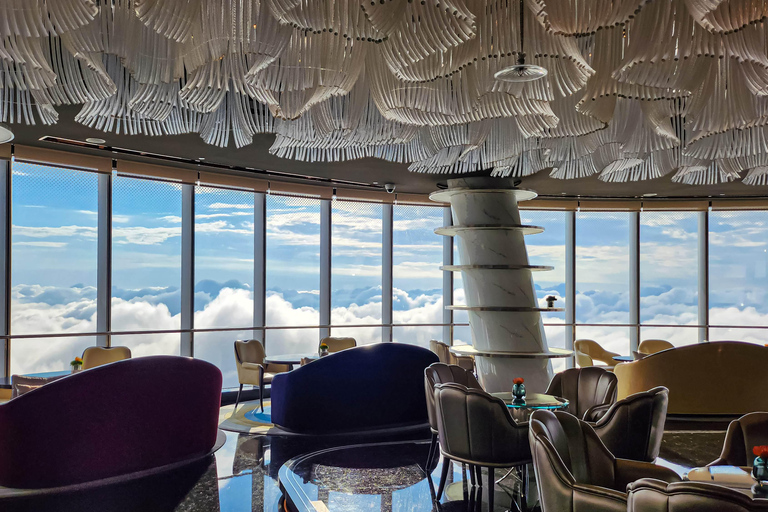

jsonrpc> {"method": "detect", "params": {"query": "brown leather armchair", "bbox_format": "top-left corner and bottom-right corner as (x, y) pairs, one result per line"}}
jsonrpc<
(591, 387), (669, 462)
(574, 339), (621, 369)
(529, 410), (681, 512)
(234, 339), (289, 411)
(627, 478), (768, 511)
(708, 412), (768, 466)
(424, 363), (482, 479)
(434, 382), (531, 512)
(319, 336), (356, 353)
(545, 367), (618, 422)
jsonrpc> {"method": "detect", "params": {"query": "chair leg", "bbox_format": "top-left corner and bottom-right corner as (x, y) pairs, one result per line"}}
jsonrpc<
(259, 385), (264, 412)
(235, 383), (243, 410)
(469, 464), (476, 486)
(426, 432), (438, 471)
(436, 456), (451, 501)
(487, 467), (494, 512)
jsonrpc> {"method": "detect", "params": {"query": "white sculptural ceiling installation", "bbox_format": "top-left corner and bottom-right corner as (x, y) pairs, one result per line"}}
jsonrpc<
(4, 0), (768, 185)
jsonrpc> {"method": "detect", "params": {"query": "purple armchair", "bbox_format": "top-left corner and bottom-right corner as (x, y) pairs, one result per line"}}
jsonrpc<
(0, 356), (222, 489)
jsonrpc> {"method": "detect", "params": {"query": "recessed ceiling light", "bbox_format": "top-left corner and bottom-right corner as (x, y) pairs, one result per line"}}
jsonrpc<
(0, 124), (14, 144)
(560, 192), (567, 195)
(85, 137), (106, 144)
(642, 193), (657, 197)
(198, 157), (205, 160)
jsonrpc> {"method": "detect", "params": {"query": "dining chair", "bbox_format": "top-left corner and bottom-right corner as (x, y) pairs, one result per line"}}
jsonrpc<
(82, 346), (132, 370)
(637, 339), (674, 355)
(319, 337), (356, 353)
(429, 339), (474, 371)
(573, 339), (620, 369)
(545, 367), (618, 422)
(233, 339), (289, 411)
(529, 410), (681, 512)
(708, 412), (768, 466)
(434, 382), (531, 512)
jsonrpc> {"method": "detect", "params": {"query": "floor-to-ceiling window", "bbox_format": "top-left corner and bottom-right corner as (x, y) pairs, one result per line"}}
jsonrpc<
(111, 175), (182, 356)
(575, 211), (631, 356)
(330, 200), (383, 345)
(640, 210), (699, 346)
(10, 162), (98, 373)
(265, 194), (321, 354)
(709, 209), (768, 344)
(392, 204), (445, 348)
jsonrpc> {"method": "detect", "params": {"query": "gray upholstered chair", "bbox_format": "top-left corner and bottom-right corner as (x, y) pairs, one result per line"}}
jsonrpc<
(319, 336), (356, 353)
(708, 411), (768, 466)
(591, 386), (669, 462)
(545, 367), (618, 422)
(234, 339), (289, 411)
(627, 478), (768, 511)
(529, 410), (680, 512)
(434, 382), (531, 511)
(424, 363), (482, 476)
(82, 346), (132, 369)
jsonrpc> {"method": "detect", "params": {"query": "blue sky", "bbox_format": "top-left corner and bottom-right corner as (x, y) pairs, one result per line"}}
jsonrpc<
(9, 161), (768, 385)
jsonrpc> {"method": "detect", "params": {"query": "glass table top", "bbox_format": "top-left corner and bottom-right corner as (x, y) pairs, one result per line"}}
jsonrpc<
(491, 392), (569, 410)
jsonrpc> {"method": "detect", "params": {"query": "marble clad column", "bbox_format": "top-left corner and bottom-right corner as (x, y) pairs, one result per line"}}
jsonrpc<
(431, 177), (561, 392)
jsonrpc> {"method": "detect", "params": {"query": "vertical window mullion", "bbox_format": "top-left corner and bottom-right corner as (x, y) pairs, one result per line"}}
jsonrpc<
(630, 211), (640, 353)
(254, 192), (266, 346)
(442, 206), (453, 345)
(180, 183), (194, 357)
(319, 198), (331, 340)
(97, 171), (112, 347)
(382, 204), (393, 342)
(698, 209), (709, 342)
(0, 159), (10, 379)
(565, 210), (576, 368)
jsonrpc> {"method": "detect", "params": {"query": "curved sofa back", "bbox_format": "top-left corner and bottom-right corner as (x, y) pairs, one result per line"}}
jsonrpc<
(0, 356), (222, 488)
(270, 343), (439, 434)
(613, 342), (768, 415)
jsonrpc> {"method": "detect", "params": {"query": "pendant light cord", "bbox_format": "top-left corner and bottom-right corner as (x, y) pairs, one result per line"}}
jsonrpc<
(518, 0), (525, 66)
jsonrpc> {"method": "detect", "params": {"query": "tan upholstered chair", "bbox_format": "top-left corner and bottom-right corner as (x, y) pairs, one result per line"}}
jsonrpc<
(545, 367), (618, 422)
(529, 410), (681, 512)
(234, 339), (289, 411)
(424, 362), (483, 485)
(319, 337), (356, 353)
(708, 412), (768, 467)
(627, 479), (768, 511)
(81, 346), (132, 370)
(574, 339), (620, 369)
(429, 339), (474, 371)
(638, 339), (674, 355)
(434, 382), (531, 511)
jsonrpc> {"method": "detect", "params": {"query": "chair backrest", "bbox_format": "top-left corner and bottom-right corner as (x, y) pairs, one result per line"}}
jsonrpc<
(529, 410), (617, 488)
(0, 356), (222, 488)
(320, 337), (356, 353)
(638, 339), (674, 355)
(710, 412), (768, 466)
(424, 362), (482, 431)
(82, 346), (132, 370)
(429, 340), (452, 364)
(574, 339), (615, 366)
(234, 339), (266, 365)
(10, 374), (66, 398)
(433, 382), (530, 466)
(627, 479), (768, 512)
(545, 367), (618, 420)
(592, 386), (669, 462)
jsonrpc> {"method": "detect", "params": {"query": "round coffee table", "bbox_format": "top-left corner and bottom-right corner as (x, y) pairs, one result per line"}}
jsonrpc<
(491, 392), (569, 424)
(264, 353), (319, 370)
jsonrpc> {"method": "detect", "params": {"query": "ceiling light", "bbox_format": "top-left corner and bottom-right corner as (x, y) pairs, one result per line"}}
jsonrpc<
(85, 137), (106, 144)
(642, 193), (658, 197)
(198, 157), (205, 160)
(0, 124), (14, 144)
(494, 0), (547, 83)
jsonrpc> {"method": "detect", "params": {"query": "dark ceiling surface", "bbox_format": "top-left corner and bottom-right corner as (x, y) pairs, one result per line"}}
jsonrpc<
(9, 105), (768, 199)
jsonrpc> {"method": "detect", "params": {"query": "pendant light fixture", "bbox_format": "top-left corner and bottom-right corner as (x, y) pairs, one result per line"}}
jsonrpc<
(494, 0), (548, 83)
(0, 124), (13, 144)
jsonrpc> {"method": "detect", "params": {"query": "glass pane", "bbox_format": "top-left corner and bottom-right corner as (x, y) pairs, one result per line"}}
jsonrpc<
(194, 186), (254, 329)
(709, 327), (768, 345)
(640, 211), (698, 327)
(11, 162), (99, 373)
(331, 200), (382, 338)
(640, 326), (698, 348)
(111, 176), (182, 355)
(576, 212), (631, 356)
(330, 326), (381, 345)
(195, 330), (253, 389)
(393, 204), (445, 349)
(709, 210), (768, 334)
(452, 239), (468, 345)
(546, 325), (568, 374)
(265, 195), (320, 354)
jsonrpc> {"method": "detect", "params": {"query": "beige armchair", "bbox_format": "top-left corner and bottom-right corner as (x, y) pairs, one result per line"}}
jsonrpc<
(319, 337), (356, 353)
(429, 339), (474, 371)
(638, 339), (674, 355)
(81, 346), (132, 370)
(234, 339), (289, 411)
(574, 339), (621, 368)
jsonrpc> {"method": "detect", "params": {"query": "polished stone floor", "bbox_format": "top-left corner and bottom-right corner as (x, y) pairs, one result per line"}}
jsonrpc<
(1, 417), (729, 512)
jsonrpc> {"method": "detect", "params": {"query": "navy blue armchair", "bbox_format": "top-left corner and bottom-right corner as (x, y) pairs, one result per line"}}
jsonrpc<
(270, 343), (439, 434)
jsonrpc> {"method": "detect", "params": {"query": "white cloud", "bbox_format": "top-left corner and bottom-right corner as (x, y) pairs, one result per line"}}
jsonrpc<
(209, 203), (253, 210)
(113, 225), (181, 245)
(13, 224), (98, 239)
(161, 215), (182, 223)
(13, 241), (67, 248)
